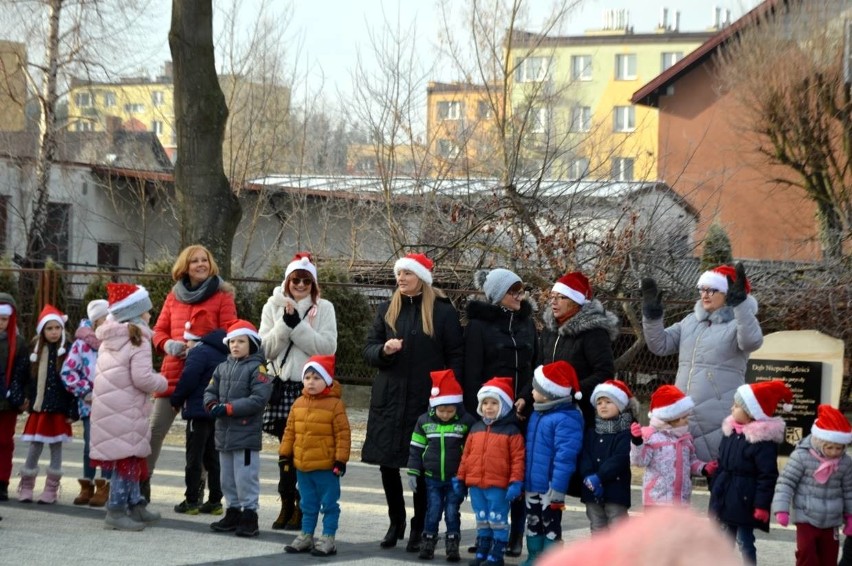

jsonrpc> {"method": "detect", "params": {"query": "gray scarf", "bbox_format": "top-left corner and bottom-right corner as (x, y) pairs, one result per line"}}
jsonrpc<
(172, 275), (222, 305)
(595, 411), (634, 434)
(533, 397), (574, 412)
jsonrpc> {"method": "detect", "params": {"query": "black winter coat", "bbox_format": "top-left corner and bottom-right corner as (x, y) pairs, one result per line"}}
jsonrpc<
(26, 342), (74, 417)
(578, 425), (632, 507)
(539, 299), (619, 426)
(2, 334), (30, 412)
(462, 299), (537, 417)
(171, 330), (228, 420)
(362, 294), (464, 468)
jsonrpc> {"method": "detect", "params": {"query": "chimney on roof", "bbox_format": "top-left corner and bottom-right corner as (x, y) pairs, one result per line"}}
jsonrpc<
(659, 7), (669, 30)
(712, 6), (721, 29)
(725, 9), (732, 27)
(674, 11), (681, 32)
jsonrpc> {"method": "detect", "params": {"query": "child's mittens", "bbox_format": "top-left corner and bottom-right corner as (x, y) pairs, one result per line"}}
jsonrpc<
(702, 460), (719, 477)
(630, 422), (644, 445)
(505, 481), (523, 502)
(209, 403), (229, 418)
(547, 488), (566, 511)
(164, 339), (187, 357)
(407, 471), (418, 493)
(753, 508), (770, 523)
(844, 515), (852, 536)
(332, 461), (346, 477)
(583, 475), (604, 499)
(775, 512), (789, 527)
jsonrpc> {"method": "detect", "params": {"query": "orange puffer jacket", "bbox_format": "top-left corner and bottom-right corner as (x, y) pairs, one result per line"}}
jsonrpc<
(457, 414), (525, 489)
(279, 380), (351, 472)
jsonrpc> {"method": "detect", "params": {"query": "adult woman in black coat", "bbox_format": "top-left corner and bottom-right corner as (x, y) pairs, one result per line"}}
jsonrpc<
(539, 272), (619, 428)
(362, 253), (464, 552)
(461, 268), (538, 557)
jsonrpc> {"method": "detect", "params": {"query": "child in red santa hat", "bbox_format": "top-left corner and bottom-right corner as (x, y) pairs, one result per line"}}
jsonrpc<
(772, 404), (852, 565)
(630, 384), (714, 508)
(708, 379), (792, 565)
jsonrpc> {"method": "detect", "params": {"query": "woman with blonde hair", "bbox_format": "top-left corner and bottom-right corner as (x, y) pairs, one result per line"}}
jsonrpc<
(362, 253), (464, 553)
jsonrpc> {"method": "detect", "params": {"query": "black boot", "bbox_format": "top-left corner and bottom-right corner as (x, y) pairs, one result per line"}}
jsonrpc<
(283, 492), (302, 530)
(380, 520), (406, 548)
(235, 508), (259, 537)
(0, 480), (8, 501)
(406, 522), (422, 553)
(505, 528), (523, 557)
(446, 533), (461, 562)
(271, 496), (292, 530)
(418, 533), (437, 560)
(210, 507), (241, 532)
(468, 536), (492, 566)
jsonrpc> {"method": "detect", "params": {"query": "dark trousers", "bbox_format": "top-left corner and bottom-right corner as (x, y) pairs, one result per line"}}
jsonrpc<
(185, 418), (221, 504)
(424, 477), (463, 535)
(380, 465), (426, 531)
(794, 522), (838, 566)
(0, 410), (17, 482)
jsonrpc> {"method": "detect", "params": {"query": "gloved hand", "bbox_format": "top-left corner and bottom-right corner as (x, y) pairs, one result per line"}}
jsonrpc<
(407, 472), (419, 493)
(505, 481), (523, 502)
(640, 277), (664, 320)
(775, 512), (789, 527)
(725, 262), (748, 307)
(332, 461), (346, 477)
(451, 477), (465, 498)
(630, 422), (644, 446)
(209, 403), (229, 418)
(164, 339), (187, 357)
(702, 460), (719, 477)
(283, 309), (301, 328)
(278, 457), (293, 473)
(844, 515), (852, 536)
(753, 508), (770, 523)
(583, 475), (604, 499)
(547, 488), (566, 511)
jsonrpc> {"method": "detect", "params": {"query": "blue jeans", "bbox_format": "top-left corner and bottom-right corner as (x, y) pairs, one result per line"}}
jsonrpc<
(82, 417), (110, 480)
(297, 469), (341, 536)
(721, 522), (756, 564)
(469, 486), (510, 542)
(424, 477), (463, 536)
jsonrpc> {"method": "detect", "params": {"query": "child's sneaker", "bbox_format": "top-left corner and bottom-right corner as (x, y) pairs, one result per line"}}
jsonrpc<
(173, 500), (200, 515)
(311, 535), (337, 557)
(285, 533), (313, 553)
(198, 500), (223, 515)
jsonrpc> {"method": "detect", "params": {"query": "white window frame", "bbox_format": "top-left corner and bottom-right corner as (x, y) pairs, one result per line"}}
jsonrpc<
(103, 91), (116, 107)
(570, 106), (592, 133)
(75, 92), (92, 108)
(515, 56), (549, 83)
(530, 107), (548, 134)
(612, 157), (635, 181)
(152, 120), (164, 135)
(613, 106), (635, 132)
(661, 52), (683, 72)
(437, 100), (463, 121)
(124, 103), (144, 113)
(571, 55), (592, 81)
(568, 157), (589, 180)
(615, 53), (637, 80)
(437, 139), (460, 158)
(76, 121), (93, 132)
(152, 91), (165, 107)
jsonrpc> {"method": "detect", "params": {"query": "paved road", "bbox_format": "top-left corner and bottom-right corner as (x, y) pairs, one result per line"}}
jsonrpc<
(1, 437), (800, 565)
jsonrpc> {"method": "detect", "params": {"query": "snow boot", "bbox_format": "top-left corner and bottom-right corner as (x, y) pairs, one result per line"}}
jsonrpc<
(104, 508), (145, 531)
(73, 478), (94, 505)
(37, 468), (62, 504)
(16, 468), (38, 502)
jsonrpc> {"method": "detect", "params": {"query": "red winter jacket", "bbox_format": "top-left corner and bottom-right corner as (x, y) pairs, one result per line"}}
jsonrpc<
(151, 286), (237, 397)
(457, 414), (525, 489)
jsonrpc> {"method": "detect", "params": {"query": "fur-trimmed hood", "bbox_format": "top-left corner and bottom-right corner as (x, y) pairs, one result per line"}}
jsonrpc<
(722, 414), (785, 443)
(693, 294), (758, 324)
(542, 298), (619, 341)
(466, 296), (534, 323)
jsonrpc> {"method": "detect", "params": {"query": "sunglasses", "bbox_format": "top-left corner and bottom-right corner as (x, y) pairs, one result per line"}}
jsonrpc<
(290, 277), (314, 287)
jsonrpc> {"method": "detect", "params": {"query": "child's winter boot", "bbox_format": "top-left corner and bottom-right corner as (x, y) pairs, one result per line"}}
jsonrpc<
(312, 535), (337, 557)
(469, 536), (493, 566)
(210, 507), (241, 532)
(73, 478), (93, 505)
(104, 508), (145, 531)
(285, 532), (314, 553)
(37, 468), (62, 504)
(520, 535), (545, 566)
(235, 508), (259, 537)
(446, 533), (461, 562)
(17, 468), (38, 502)
(419, 533), (438, 560)
(88, 479), (110, 507)
(485, 538), (507, 566)
(129, 501), (161, 523)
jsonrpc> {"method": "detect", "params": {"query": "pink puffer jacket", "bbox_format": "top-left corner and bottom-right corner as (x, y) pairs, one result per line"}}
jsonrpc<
(90, 320), (167, 461)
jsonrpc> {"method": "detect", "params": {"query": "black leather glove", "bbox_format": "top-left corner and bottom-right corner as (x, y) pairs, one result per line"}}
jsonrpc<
(725, 262), (748, 308)
(283, 309), (301, 328)
(641, 277), (664, 320)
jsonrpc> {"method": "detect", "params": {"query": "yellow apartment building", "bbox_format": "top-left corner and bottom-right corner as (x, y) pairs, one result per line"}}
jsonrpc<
(0, 41), (27, 132)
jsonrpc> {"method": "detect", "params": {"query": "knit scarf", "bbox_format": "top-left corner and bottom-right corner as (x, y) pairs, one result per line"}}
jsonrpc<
(173, 275), (221, 305)
(809, 448), (841, 484)
(595, 411), (633, 434)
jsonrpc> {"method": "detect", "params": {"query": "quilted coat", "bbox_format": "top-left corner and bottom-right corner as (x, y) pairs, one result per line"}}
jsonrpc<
(407, 407), (477, 482)
(89, 320), (168, 461)
(539, 299), (619, 426)
(362, 294), (464, 468)
(643, 295), (763, 461)
(170, 330), (228, 420)
(710, 415), (784, 532)
(259, 288), (337, 382)
(278, 380), (351, 472)
(151, 284), (237, 397)
(578, 423), (632, 507)
(60, 321), (101, 419)
(524, 399), (584, 495)
(456, 413), (525, 489)
(630, 424), (706, 506)
(772, 435), (852, 529)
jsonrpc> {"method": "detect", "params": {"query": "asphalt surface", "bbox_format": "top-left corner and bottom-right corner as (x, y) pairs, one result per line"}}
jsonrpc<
(0, 434), (803, 565)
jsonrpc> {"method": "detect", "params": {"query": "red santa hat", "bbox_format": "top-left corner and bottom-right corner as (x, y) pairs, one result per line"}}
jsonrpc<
(649, 385), (694, 421)
(184, 309), (215, 340)
(429, 369), (463, 407)
(533, 360), (582, 400)
(222, 319), (261, 348)
(736, 380), (793, 420)
(107, 282), (153, 323)
(284, 252), (317, 284)
(696, 264), (751, 295)
(303, 354), (335, 386)
(31, 304), (68, 361)
(394, 253), (433, 286)
(552, 271), (592, 306)
(811, 404), (852, 445)
(592, 379), (634, 413)
(477, 377), (514, 417)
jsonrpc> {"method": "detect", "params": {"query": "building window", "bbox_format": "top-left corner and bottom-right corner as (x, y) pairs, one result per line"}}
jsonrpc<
(615, 53), (637, 80)
(661, 52), (683, 71)
(76, 121), (94, 132)
(74, 92), (92, 107)
(570, 106), (591, 132)
(515, 56), (549, 83)
(124, 103), (144, 113)
(571, 55), (592, 81)
(477, 100), (492, 120)
(612, 157), (634, 181)
(103, 91), (116, 107)
(44, 202), (70, 264)
(530, 107), (548, 134)
(152, 91), (165, 106)
(97, 242), (120, 269)
(613, 106), (635, 132)
(568, 157), (589, 180)
(152, 120), (164, 135)
(437, 100), (463, 121)
(437, 139), (460, 158)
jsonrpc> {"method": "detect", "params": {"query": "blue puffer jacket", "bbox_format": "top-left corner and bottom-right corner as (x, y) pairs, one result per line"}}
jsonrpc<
(578, 422), (632, 507)
(171, 330), (228, 420)
(524, 398), (584, 495)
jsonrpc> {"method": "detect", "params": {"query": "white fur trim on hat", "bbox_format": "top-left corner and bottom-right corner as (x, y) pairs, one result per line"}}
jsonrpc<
(431, 392), (463, 407)
(223, 327), (261, 344)
(736, 383), (767, 421)
(477, 386), (512, 416)
(394, 257), (433, 286)
(303, 360), (333, 386)
(36, 313), (66, 335)
(285, 256), (318, 284)
(591, 383), (628, 411)
(534, 365), (582, 400)
(812, 424), (852, 445)
(697, 270), (728, 294)
(648, 396), (694, 421)
(552, 282), (586, 305)
(0, 304), (13, 316)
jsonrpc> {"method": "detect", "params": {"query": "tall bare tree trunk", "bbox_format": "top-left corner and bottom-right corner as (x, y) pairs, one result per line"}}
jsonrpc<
(169, 0), (241, 277)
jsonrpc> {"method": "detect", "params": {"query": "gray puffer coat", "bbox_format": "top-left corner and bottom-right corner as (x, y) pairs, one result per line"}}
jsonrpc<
(772, 435), (852, 529)
(643, 295), (763, 461)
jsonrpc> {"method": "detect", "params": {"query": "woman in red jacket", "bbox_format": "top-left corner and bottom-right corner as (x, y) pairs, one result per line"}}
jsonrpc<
(146, 245), (237, 501)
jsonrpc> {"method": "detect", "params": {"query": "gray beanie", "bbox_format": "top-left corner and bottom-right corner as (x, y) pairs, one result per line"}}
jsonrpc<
(107, 283), (154, 323)
(474, 268), (522, 304)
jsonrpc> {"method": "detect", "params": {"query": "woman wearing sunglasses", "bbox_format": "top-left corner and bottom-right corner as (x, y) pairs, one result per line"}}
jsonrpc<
(641, 263), (763, 463)
(258, 252), (338, 531)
